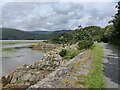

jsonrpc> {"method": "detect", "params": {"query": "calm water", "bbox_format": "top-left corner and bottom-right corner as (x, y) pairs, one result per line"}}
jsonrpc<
(0, 40), (44, 76)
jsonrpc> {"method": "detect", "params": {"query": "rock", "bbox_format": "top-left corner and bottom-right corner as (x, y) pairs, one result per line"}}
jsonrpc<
(17, 71), (24, 77)
(21, 73), (32, 81)
(29, 75), (36, 82)
(3, 45), (63, 88)
(11, 77), (17, 84)
(17, 80), (25, 85)
(24, 82), (30, 86)
(1, 76), (8, 85)
(54, 61), (60, 66)
(77, 69), (89, 76)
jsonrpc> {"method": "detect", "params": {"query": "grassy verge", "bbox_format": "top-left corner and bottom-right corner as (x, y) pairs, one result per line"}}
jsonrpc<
(87, 43), (105, 88)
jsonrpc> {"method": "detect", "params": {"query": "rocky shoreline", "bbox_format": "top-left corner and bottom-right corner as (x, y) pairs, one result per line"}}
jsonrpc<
(1, 43), (93, 89)
(1, 44), (62, 89)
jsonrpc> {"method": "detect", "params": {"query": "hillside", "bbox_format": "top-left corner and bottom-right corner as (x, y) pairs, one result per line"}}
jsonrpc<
(1, 28), (71, 40)
(52, 26), (104, 44)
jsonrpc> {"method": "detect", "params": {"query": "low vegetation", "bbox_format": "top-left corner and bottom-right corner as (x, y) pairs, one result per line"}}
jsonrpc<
(59, 49), (81, 60)
(59, 49), (67, 57)
(77, 40), (93, 50)
(2, 48), (16, 51)
(62, 50), (81, 60)
(1, 42), (20, 45)
(87, 43), (105, 88)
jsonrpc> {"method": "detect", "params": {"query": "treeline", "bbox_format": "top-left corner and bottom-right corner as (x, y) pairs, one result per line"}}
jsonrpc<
(51, 26), (104, 49)
(52, 26), (103, 44)
(103, 1), (120, 46)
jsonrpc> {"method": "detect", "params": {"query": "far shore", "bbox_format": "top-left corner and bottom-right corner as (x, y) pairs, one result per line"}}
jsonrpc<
(1, 40), (47, 42)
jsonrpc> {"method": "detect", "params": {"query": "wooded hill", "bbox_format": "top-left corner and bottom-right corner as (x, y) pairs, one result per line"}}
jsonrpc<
(1, 28), (71, 40)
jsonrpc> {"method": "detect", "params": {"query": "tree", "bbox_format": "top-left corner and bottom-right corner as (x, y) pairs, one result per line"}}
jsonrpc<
(111, 1), (120, 45)
(78, 25), (82, 28)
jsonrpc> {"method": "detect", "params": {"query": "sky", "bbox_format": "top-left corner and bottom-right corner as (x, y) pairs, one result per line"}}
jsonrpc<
(0, 0), (119, 31)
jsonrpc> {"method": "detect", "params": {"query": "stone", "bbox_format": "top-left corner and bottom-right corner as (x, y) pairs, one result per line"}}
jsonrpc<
(34, 75), (41, 81)
(11, 77), (17, 84)
(77, 69), (89, 76)
(17, 80), (25, 85)
(29, 75), (36, 81)
(21, 73), (32, 81)
(17, 71), (24, 77)
(24, 82), (30, 86)
(35, 71), (40, 74)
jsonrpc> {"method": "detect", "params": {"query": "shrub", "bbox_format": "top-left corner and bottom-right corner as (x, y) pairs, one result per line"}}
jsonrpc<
(77, 40), (93, 50)
(59, 49), (67, 57)
(62, 50), (80, 60)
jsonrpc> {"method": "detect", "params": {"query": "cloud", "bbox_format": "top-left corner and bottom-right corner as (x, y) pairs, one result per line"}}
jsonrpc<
(1, 2), (118, 31)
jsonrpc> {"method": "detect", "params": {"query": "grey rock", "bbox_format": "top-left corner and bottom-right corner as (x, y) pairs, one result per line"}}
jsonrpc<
(21, 73), (31, 81)
(17, 71), (24, 77)
(77, 69), (89, 76)
(11, 77), (17, 84)
(17, 80), (25, 85)
(29, 75), (36, 81)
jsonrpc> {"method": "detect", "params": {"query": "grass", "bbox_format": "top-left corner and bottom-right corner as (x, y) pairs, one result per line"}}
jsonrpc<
(1, 48), (16, 51)
(1, 41), (38, 45)
(87, 43), (105, 88)
(1, 42), (20, 45)
(62, 49), (82, 60)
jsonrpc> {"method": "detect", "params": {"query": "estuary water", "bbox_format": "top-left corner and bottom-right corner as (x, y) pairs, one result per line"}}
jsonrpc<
(0, 40), (44, 76)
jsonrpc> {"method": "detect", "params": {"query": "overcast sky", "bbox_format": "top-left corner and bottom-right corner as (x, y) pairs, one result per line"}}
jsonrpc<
(0, 0), (119, 31)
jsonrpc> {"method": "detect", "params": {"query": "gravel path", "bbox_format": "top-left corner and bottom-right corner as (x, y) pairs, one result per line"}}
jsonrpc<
(102, 43), (120, 88)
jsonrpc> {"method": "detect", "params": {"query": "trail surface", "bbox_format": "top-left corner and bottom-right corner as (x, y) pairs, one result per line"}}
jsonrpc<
(102, 43), (120, 88)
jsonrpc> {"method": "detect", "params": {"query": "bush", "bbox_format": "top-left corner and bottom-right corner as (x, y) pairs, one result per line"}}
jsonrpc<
(59, 49), (67, 57)
(62, 50), (80, 60)
(77, 40), (93, 50)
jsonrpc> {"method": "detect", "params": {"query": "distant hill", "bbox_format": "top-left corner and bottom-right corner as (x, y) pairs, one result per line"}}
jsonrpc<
(1, 28), (71, 40)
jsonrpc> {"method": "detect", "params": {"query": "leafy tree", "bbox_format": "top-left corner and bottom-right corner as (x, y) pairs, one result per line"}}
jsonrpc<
(102, 25), (114, 43)
(77, 40), (93, 50)
(110, 1), (120, 45)
(52, 26), (103, 50)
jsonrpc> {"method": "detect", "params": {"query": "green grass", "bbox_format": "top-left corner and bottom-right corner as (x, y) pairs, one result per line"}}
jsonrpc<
(2, 48), (16, 51)
(62, 49), (82, 60)
(1, 42), (20, 45)
(87, 43), (105, 88)
(0, 41), (35, 45)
